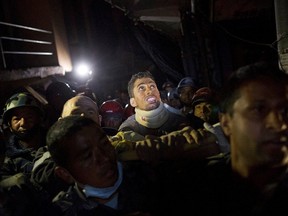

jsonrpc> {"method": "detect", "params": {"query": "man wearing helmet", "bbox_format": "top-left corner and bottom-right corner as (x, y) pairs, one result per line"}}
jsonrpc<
(177, 76), (198, 115)
(99, 100), (124, 134)
(0, 92), (54, 216)
(0, 92), (46, 179)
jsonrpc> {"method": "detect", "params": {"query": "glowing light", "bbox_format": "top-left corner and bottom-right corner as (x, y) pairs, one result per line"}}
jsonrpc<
(75, 63), (92, 78)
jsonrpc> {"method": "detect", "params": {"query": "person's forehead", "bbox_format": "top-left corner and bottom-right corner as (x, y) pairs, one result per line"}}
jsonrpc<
(195, 101), (210, 106)
(242, 78), (286, 93)
(68, 105), (96, 115)
(65, 125), (106, 152)
(235, 79), (288, 106)
(75, 98), (96, 108)
(12, 106), (37, 115)
(179, 86), (195, 93)
(134, 77), (156, 87)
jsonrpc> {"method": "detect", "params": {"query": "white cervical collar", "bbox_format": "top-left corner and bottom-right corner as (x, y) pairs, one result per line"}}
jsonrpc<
(135, 102), (169, 128)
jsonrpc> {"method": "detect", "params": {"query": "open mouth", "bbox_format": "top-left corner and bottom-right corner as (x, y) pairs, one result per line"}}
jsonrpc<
(146, 96), (157, 104)
(263, 138), (288, 153)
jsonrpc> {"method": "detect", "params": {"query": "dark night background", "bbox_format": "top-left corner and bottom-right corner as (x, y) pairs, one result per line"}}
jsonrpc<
(0, 0), (280, 105)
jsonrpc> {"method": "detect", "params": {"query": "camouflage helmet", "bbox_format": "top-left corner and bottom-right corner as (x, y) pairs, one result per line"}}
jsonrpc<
(2, 92), (43, 124)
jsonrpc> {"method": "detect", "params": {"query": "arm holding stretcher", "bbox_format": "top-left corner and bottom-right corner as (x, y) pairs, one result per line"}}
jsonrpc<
(111, 126), (221, 161)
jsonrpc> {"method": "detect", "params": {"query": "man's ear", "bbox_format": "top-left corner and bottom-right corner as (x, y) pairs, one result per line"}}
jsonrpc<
(219, 113), (231, 136)
(130, 98), (137, 108)
(54, 166), (74, 184)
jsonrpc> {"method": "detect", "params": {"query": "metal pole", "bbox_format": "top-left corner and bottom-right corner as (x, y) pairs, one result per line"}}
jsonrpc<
(0, 21), (52, 34)
(0, 38), (7, 68)
(274, 0), (288, 72)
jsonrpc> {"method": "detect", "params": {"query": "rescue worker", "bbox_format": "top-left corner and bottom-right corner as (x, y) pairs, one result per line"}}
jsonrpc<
(99, 100), (124, 134)
(0, 92), (46, 178)
(177, 77), (198, 116)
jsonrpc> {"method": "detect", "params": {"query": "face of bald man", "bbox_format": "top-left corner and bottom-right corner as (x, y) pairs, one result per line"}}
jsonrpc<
(61, 95), (101, 125)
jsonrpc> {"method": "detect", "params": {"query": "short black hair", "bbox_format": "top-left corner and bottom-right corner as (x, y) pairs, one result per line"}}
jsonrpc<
(219, 61), (288, 115)
(127, 71), (155, 98)
(46, 115), (101, 167)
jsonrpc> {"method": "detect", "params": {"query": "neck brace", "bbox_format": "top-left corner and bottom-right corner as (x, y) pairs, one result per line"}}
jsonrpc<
(135, 102), (169, 128)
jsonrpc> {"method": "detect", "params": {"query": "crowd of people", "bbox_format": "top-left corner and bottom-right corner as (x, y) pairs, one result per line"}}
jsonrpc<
(0, 60), (287, 216)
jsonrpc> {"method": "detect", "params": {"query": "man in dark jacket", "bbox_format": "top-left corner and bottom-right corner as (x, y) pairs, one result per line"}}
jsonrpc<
(46, 115), (208, 216)
(189, 62), (288, 216)
(0, 92), (46, 179)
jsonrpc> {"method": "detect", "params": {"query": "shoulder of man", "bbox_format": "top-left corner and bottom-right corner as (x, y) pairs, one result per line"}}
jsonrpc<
(52, 185), (101, 215)
(31, 148), (70, 199)
(118, 115), (136, 132)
